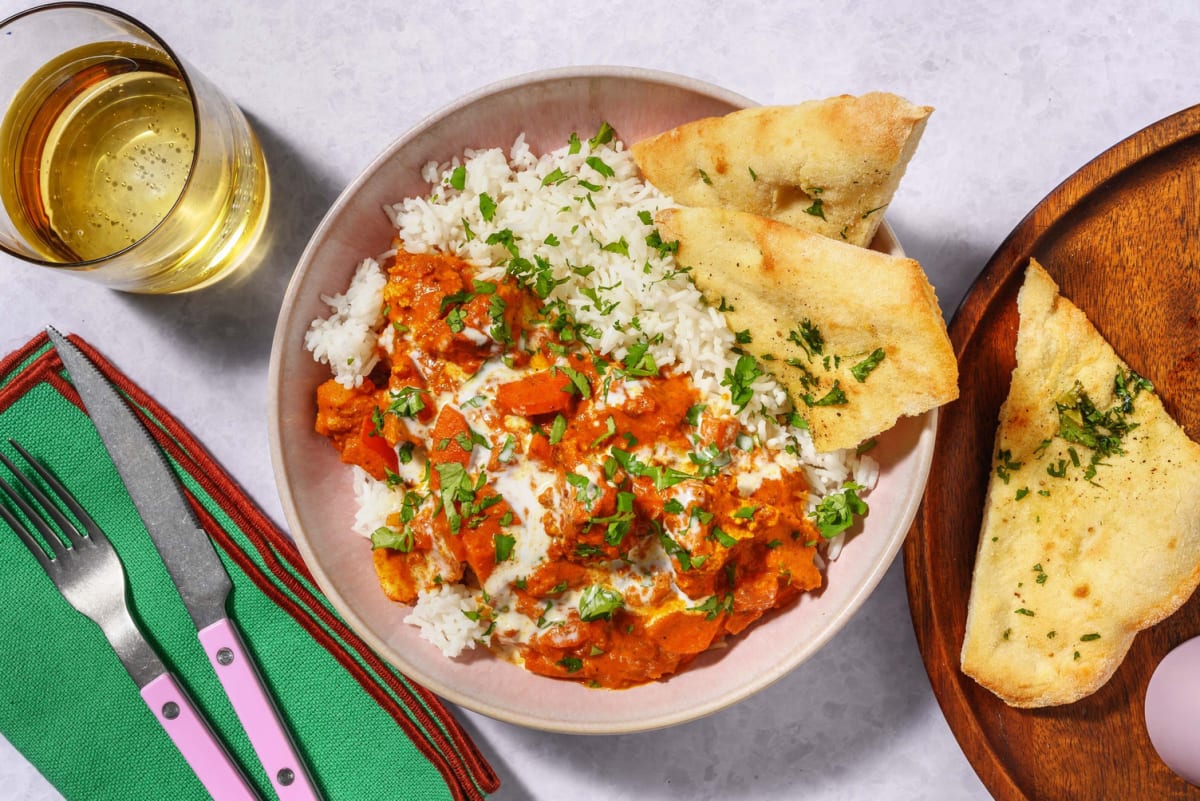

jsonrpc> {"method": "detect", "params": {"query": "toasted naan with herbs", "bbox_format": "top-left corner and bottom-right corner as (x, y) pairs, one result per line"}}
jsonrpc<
(631, 92), (931, 248)
(655, 206), (957, 453)
(961, 260), (1200, 708)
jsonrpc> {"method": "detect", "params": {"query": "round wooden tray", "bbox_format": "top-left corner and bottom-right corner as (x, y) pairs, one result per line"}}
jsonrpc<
(905, 103), (1200, 800)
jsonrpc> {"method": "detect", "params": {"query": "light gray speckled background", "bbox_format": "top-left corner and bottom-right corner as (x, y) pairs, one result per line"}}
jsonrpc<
(2, 1), (1197, 799)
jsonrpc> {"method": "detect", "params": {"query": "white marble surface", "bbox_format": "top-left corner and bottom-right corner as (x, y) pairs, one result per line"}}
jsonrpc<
(2, 1), (1197, 798)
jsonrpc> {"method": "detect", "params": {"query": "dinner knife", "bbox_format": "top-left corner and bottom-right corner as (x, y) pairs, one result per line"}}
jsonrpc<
(47, 328), (323, 801)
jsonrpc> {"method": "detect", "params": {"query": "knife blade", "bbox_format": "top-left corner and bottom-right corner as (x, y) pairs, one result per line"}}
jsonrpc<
(48, 327), (323, 801)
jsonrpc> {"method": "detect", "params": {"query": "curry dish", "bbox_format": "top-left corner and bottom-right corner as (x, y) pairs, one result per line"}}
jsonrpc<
(316, 246), (826, 688)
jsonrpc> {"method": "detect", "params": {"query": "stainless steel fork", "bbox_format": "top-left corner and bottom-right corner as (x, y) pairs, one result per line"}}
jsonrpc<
(0, 440), (261, 801)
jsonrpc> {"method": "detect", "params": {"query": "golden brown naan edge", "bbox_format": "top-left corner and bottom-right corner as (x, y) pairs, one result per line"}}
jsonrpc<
(655, 206), (958, 453)
(632, 92), (932, 248)
(960, 259), (1200, 707)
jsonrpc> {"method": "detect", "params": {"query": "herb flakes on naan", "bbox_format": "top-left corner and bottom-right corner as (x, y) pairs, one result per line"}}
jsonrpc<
(655, 206), (957, 453)
(631, 92), (932, 248)
(961, 259), (1200, 707)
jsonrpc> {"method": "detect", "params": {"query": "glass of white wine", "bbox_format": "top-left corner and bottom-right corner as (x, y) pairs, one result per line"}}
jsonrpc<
(0, 4), (270, 293)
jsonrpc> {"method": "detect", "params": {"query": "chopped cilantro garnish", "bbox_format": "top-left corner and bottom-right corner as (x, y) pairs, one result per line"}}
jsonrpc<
(388, 386), (427, 418)
(485, 228), (520, 257)
(588, 491), (636, 546)
(803, 381), (848, 407)
(579, 285), (619, 315)
(541, 167), (570, 186)
(690, 593), (734, 621)
(811, 482), (868, 539)
(557, 365), (591, 398)
(566, 472), (600, 510)
(601, 236), (629, 256)
(1055, 372), (1147, 461)
(659, 530), (698, 570)
(494, 533), (515, 563)
(371, 525), (414, 553)
(590, 415), (617, 448)
(579, 585), (623, 622)
(586, 156), (615, 178)
(788, 319), (824, 361)
(478, 192), (497, 221)
(621, 340), (659, 378)
(487, 295), (512, 344)
(1114, 368), (1154, 412)
(710, 526), (737, 548)
(433, 462), (482, 534)
(688, 443), (731, 477)
(721, 354), (761, 412)
(850, 348), (886, 382)
(497, 434), (517, 464)
(645, 229), (678, 258)
(445, 306), (466, 333)
(588, 121), (615, 149)
(610, 446), (691, 490)
(995, 449), (1023, 484)
(549, 414), (567, 445)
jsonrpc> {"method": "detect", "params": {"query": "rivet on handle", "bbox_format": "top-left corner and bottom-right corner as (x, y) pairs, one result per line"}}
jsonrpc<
(162, 701), (180, 720)
(216, 647), (234, 666)
(277, 768), (295, 786)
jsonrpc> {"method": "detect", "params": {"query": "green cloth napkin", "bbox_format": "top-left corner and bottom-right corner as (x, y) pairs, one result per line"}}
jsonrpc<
(0, 332), (499, 801)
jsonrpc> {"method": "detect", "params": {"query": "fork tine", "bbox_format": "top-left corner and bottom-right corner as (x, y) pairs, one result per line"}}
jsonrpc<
(0, 470), (66, 561)
(0, 493), (54, 572)
(7, 441), (97, 547)
(0, 447), (84, 549)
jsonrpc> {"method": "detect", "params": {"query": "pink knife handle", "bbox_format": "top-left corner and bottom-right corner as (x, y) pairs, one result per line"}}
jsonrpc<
(141, 672), (260, 801)
(199, 617), (322, 800)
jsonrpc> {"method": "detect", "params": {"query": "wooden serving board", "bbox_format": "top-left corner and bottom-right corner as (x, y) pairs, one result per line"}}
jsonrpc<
(905, 103), (1200, 800)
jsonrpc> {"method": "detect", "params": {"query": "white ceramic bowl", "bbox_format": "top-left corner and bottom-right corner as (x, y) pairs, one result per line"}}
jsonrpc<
(268, 66), (936, 734)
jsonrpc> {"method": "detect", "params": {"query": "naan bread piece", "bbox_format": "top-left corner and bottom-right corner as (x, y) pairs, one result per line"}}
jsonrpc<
(655, 206), (957, 452)
(632, 93), (931, 248)
(961, 260), (1200, 708)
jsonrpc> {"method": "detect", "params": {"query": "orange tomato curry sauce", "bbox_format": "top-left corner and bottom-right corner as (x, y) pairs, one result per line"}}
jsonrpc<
(316, 246), (823, 688)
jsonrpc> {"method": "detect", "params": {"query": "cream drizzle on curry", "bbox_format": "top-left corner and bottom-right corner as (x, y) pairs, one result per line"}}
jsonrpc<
(316, 245), (823, 688)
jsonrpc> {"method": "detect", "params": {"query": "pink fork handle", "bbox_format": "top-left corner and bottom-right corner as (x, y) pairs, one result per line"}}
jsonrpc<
(141, 673), (260, 801)
(199, 617), (322, 800)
